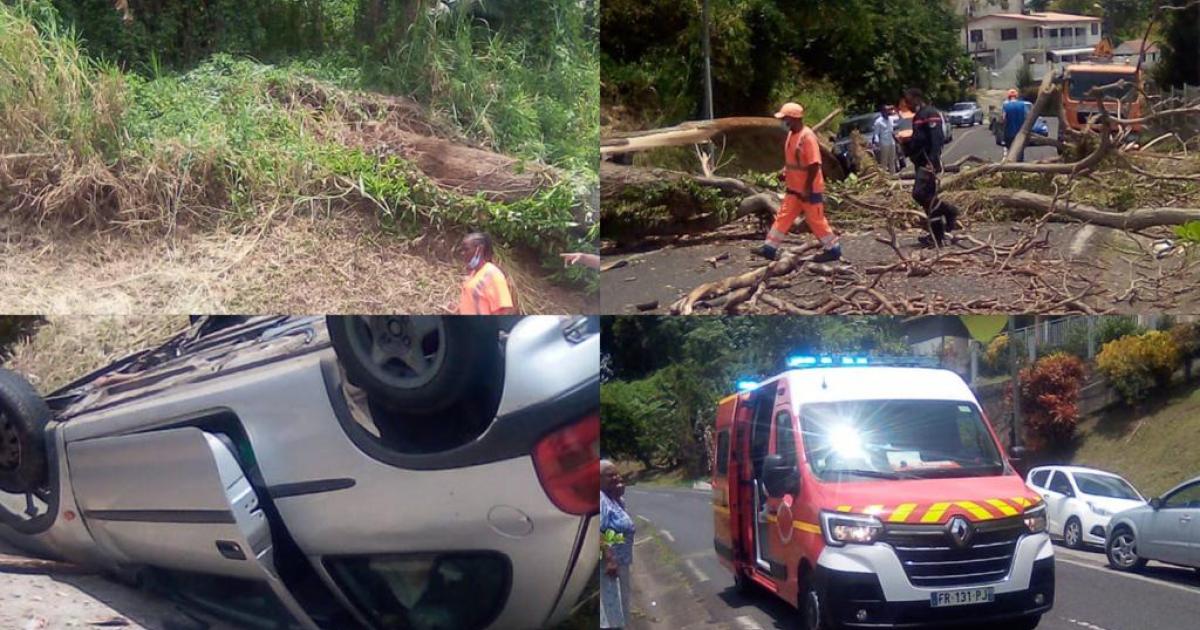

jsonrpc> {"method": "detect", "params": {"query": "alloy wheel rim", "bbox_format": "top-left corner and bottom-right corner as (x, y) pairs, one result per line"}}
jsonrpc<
(1066, 522), (1080, 546)
(805, 589), (821, 630)
(1112, 533), (1137, 567)
(348, 316), (447, 388)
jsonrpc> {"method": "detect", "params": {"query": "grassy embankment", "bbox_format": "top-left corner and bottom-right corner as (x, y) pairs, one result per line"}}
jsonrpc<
(0, 3), (597, 290)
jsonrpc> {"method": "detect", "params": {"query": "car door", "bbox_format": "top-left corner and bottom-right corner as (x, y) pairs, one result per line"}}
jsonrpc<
(67, 427), (318, 629)
(1141, 481), (1200, 566)
(1043, 470), (1076, 535)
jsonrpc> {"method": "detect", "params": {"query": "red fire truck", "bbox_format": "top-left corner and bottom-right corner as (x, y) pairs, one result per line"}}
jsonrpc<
(712, 356), (1053, 629)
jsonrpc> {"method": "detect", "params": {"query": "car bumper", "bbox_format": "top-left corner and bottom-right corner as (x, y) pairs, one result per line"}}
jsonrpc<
(1079, 512), (1112, 546)
(813, 557), (1055, 628)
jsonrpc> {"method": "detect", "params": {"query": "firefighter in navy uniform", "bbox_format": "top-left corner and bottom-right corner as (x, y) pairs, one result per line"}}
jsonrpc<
(902, 88), (962, 248)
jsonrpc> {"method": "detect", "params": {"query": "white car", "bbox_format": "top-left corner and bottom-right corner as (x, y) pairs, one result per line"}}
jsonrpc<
(1026, 466), (1146, 549)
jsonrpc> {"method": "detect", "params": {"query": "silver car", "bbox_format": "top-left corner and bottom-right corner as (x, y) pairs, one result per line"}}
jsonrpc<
(946, 101), (983, 127)
(0, 315), (600, 629)
(1105, 475), (1200, 575)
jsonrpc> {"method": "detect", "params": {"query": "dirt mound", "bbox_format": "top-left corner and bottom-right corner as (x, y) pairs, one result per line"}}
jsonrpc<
(278, 79), (563, 202)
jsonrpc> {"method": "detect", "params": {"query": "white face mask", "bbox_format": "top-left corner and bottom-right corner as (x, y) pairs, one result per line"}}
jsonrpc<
(467, 247), (484, 270)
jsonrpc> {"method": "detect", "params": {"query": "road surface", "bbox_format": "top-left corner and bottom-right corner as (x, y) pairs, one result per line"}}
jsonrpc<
(940, 118), (1059, 165)
(624, 485), (1200, 630)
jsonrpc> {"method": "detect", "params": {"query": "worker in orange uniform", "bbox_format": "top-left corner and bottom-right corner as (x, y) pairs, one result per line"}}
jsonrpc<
(456, 232), (516, 315)
(755, 102), (842, 262)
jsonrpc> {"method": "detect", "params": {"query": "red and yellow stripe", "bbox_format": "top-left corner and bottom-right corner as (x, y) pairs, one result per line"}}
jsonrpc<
(831, 497), (1039, 524)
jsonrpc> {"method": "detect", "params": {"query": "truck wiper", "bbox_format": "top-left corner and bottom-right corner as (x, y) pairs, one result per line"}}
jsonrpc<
(825, 468), (907, 480)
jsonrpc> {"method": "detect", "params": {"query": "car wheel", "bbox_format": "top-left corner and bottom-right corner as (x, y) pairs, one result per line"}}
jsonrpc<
(802, 579), (836, 630)
(733, 570), (754, 595)
(0, 369), (51, 494)
(1063, 517), (1083, 549)
(326, 316), (502, 413)
(1107, 526), (1148, 571)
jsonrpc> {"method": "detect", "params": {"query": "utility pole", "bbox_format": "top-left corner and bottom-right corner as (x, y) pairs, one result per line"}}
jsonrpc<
(1010, 316), (1022, 449)
(702, 0), (714, 120)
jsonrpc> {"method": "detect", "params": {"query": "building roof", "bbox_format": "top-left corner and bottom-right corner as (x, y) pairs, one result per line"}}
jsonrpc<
(971, 11), (1101, 24)
(1114, 39), (1160, 55)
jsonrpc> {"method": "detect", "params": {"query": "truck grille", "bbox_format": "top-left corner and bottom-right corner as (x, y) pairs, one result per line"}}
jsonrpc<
(882, 517), (1025, 587)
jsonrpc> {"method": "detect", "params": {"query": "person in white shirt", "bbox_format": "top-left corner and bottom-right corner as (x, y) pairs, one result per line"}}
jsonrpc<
(872, 104), (898, 174)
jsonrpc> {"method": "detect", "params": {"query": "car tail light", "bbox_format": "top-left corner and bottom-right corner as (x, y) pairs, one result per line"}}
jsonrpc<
(533, 414), (599, 515)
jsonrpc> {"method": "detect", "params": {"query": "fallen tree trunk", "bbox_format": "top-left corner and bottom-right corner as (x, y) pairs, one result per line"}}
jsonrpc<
(973, 189), (1200, 229)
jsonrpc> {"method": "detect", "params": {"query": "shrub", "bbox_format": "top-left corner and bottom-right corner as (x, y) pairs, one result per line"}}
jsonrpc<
(1096, 331), (1182, 404)
(1097, 317), (1143, 346)
(984, 334), (1011, 372)
(1019, 353), (1086, 451)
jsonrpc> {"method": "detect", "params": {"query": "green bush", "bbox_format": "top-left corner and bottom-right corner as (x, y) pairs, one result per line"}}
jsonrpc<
(1096, 331), (1182, 404)
(1020, 353), (1086, 451)
(1097, 317), (1144, 346)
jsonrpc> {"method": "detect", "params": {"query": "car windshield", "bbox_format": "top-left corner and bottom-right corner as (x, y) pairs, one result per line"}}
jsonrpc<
(838, 117), (877, 139)
(1068, 71), (1137, 101)
(951, 103), (974, 111)
(1073, 473), (1141, 500)
(325, 553), (510, 630)
(801, 399), (1005, 481)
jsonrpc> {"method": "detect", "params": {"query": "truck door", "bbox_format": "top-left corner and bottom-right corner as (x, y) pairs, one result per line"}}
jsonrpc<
(747, 381), (779, 575)
(760, 403), (799, 581)
(67, 427), (318, 630)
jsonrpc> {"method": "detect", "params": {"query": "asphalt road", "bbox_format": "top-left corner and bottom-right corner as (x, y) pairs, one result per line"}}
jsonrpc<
(940, 118), (1059, 165)
(625, 485), (1200, 630)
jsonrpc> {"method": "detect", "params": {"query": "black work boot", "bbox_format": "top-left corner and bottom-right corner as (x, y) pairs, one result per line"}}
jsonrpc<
(811, 244), (843, 263)
(753, 244), (779, 261)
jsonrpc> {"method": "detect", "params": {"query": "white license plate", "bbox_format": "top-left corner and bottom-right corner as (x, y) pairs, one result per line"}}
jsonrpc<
(930, 587), (994, 608)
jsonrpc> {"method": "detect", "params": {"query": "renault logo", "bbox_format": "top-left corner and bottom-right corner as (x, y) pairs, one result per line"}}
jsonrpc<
(946, 516), (974, 549)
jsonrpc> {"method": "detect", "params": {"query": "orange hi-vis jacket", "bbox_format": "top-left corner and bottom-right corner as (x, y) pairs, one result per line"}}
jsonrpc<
(784, 126), (825, 195)
(458, 262), (515, 315)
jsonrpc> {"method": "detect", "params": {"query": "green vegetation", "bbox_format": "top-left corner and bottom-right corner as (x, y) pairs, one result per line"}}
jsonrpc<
(1070, 382), (1200, 497)
(601, 0), (974, 128)
(601, 317), (908, 476)
(1155, 1), (1200, 89)
(0, 0), (597, 283)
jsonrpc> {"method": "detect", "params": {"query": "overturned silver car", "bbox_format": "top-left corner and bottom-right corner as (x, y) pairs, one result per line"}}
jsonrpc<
(0, 315), (599, 629)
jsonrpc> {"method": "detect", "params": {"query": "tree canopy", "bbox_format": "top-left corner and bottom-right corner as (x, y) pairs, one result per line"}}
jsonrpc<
(602, 0), (975, 123)
(600, 316), (909, 474)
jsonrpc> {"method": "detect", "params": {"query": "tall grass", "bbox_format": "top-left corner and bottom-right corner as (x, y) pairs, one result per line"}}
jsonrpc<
(0, 2), (122, 159)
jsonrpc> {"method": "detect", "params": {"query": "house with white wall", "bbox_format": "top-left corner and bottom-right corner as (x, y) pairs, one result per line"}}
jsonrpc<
(960, 10), (1103, 89)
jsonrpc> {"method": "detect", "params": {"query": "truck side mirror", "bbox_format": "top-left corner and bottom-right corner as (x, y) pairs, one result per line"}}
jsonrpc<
(763, 454), (800, 497)
(1150, 497), (1162, 510)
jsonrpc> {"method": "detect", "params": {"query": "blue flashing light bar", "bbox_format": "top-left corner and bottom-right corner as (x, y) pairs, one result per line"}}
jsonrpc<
(785, 355), (938, 369)
(787, 355), (869, 368)
(736, 380), (759, 392)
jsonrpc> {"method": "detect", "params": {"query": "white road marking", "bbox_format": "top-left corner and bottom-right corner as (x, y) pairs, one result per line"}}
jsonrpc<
(683, 558), (710, 583)
(1066, 619), (1110, 630)
(1069, 225), (1098, 258)
(733, 615), (764, 630)
(1055, 554), (1200, 597)
(660, 529), (675, 543)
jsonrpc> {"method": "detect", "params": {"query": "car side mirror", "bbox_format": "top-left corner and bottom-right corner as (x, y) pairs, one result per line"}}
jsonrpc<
(1008, 445), (1027, 460)
(763, 454), (800, 497)
(1150, 497), (1162, 510)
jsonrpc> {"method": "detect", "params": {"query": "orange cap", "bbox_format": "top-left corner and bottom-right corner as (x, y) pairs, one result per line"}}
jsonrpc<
(774, 102), (805, 119)
(1008, 89), (1018, 98)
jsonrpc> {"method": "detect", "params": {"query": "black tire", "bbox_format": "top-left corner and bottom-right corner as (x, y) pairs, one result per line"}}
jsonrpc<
(0, 369), (51, 494)
(732, 570), (754, 595)
(1063, 517), (1084, 550)
(1107, 526), (1148, 572)
(801, 579), (837, 630)
(326, 316), (502, 413)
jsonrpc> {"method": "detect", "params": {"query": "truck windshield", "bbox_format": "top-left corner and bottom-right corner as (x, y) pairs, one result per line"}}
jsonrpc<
(800, 399), (1005, 481)
(1067, 72), (1136, 101)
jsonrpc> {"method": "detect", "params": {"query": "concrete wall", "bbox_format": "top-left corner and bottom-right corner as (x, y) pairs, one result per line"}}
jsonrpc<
(968, 16), (1101, 85)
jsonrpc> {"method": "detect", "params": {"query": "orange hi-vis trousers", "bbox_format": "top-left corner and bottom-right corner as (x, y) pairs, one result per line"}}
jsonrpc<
(764, 192), (838, 250)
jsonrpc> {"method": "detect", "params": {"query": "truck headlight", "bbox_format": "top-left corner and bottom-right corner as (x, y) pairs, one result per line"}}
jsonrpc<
(1024, 505), (1047, 534)
(1087, 501), (1111, 517)
(821, 511), (883, 546)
